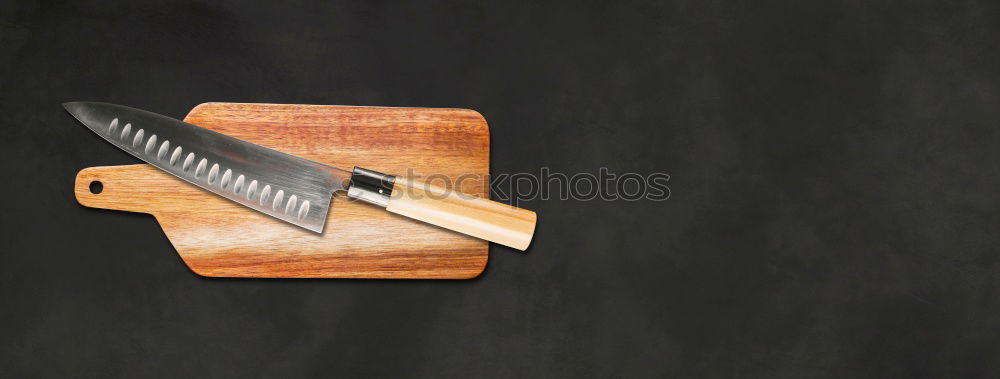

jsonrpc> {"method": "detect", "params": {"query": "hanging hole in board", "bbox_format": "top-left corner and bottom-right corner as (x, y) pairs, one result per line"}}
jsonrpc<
(89, 180), (103, 194)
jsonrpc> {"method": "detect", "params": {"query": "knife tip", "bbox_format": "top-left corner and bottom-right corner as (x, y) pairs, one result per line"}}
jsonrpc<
(62, 101), (81, 112)
(62, 101), (99, 118)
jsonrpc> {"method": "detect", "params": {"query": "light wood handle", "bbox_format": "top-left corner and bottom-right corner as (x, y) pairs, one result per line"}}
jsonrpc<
(385, 178), (537, 250)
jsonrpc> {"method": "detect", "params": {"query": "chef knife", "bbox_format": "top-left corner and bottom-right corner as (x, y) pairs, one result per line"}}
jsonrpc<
(64, 102), (536, 250)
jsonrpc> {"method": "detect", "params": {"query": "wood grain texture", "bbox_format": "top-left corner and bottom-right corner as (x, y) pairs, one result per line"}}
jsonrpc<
(387, 178), (536, 250)
(74, 103), (491, 278)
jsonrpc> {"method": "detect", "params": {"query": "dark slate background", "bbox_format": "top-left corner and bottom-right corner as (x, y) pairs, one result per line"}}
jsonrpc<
(3, 0), (999, 377)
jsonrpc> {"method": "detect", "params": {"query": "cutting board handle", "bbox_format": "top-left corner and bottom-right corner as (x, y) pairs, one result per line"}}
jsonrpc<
(384, 178), (536, 250)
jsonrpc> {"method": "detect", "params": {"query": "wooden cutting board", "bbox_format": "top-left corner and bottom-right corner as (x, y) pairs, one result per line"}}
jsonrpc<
(73, 103), (490, 278)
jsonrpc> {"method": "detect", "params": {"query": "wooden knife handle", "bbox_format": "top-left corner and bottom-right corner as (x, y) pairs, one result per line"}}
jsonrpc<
(346, 167), (537, 250)
(385, 178), (537, 250)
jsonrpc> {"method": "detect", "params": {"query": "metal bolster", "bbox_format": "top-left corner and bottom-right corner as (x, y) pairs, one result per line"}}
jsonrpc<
(347, 167), (396, 207)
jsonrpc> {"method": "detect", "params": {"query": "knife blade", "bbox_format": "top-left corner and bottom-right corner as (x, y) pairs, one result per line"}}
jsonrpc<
(64, 101), (349, 233)
(65, 102), (537, 250)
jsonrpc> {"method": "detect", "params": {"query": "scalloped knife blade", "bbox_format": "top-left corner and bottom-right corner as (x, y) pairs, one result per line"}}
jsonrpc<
(63, 101), (351, 233)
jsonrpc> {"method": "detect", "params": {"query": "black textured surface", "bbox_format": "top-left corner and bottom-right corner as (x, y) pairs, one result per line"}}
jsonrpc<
(2, 1), (1000, 377)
